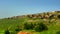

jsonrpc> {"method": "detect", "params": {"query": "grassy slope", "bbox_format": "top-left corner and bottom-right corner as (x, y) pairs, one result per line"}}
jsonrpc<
(0, 18), (60, 34)
(0, 18), (26, 34)
(0, 12), (60, 34)
(0, 18), (25, 30)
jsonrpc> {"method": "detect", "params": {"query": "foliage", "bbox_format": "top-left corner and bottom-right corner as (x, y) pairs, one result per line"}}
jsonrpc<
(56, 31), (60, 34)
(30, 23), (34, 29)
(4, 30), (10, 34)
(24, 23), (30, 30)
(24, 22), (35, 30)
(34, 23), (48, 32)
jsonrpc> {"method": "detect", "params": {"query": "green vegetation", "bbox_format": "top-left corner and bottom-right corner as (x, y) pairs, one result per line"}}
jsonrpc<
(34, 23), (48, 32)
(0, 11), (60, 34)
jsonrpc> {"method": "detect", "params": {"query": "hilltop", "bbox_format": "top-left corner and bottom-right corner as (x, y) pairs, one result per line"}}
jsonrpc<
(0, 11), (60, 27)
(4, 11), (60, 19)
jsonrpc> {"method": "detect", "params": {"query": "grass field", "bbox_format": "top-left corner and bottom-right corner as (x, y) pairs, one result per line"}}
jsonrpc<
(0, 24), (60, 34)
(0, 12), (60, 34)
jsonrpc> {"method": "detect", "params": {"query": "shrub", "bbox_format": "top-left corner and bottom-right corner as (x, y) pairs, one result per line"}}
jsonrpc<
(30, 23), (34, 29)
(34, 25), (42, 32)
(24, 23), (34, 30)
(4, 30), (10, 34)
(24, 23), (31, 30)
(34, 23), (48, 32)
(56, 31), (60, 34)
(15, 26), (22, 33)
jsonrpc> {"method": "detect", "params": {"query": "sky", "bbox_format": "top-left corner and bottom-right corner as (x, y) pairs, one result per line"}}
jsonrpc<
(0, 0), (60, 18)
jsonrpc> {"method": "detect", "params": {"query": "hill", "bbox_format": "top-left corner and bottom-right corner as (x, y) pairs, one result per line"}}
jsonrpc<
(0, 11), (60, 34)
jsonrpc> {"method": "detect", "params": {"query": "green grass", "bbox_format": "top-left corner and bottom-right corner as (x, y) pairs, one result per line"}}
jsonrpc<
(0, 25), (60, 34)
(0, 17), (60, 34)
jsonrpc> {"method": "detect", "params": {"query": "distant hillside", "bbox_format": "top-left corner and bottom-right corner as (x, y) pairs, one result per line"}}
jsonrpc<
(5, 11), (60, 20)
(0, 11), (60, 30)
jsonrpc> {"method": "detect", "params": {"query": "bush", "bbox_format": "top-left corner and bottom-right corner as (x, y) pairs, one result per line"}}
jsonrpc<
(34, 25), (42, 32)
(39, 23), (48, 30)
(24, 23), (34, 30)
(23, 22), (48, 32)
(56, 31), (60, 34)
(34, 23), (48, 32)
(4, 28), (10, 34)
(30, 23), (35, 29)
(24, 23), (31, 30)
(15, 26), (22, 33)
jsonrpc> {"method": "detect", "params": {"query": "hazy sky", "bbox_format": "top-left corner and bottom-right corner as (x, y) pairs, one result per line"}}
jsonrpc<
(0, 0), (60, 18)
